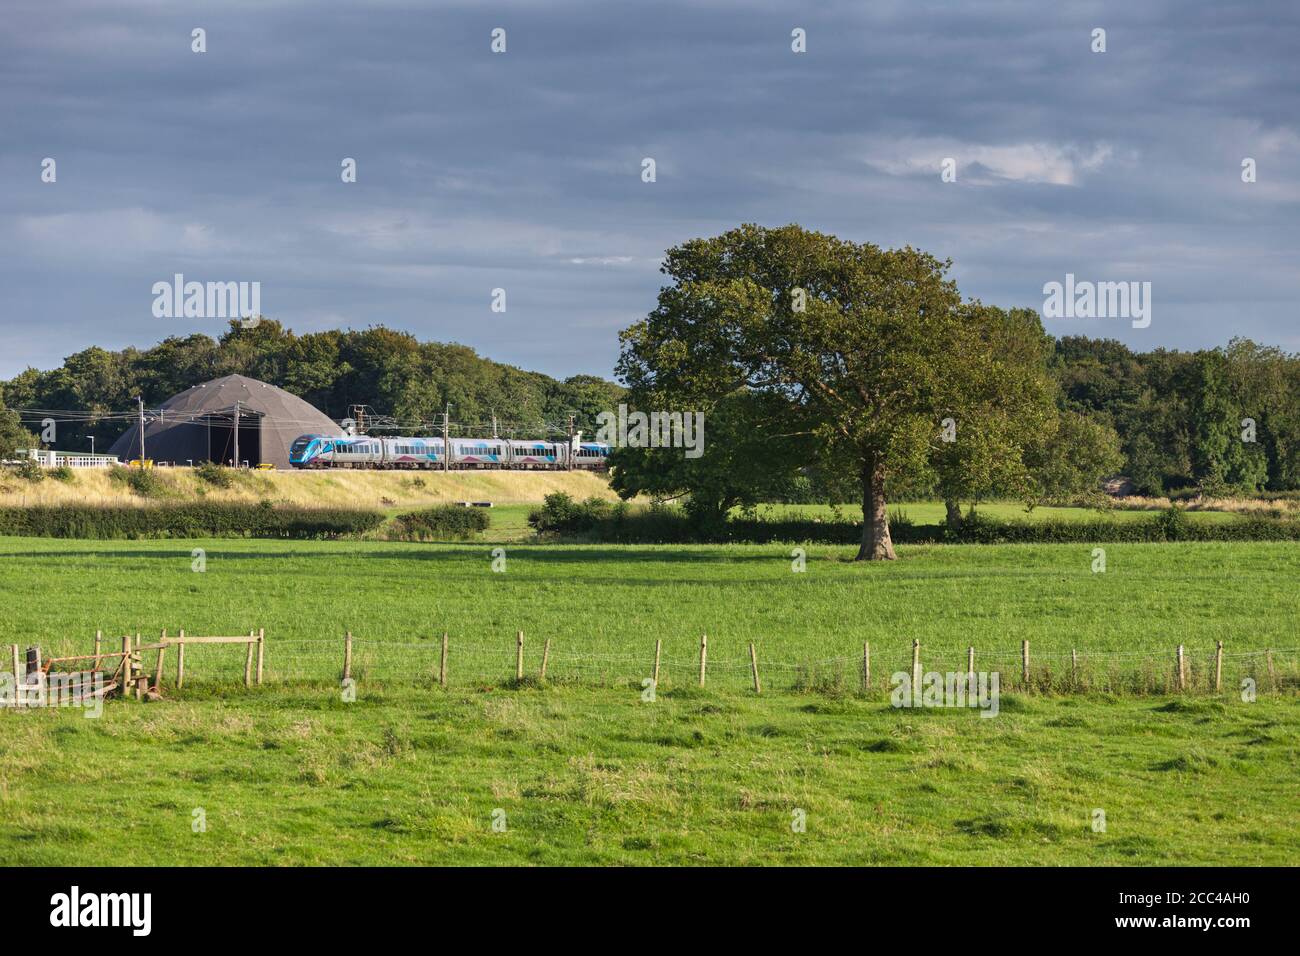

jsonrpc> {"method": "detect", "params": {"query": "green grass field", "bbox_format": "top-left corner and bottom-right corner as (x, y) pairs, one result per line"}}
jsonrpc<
(751, 501), (1242, 524)
(0, 685), (1294, 865)
(2, 535), (1296, 682)
(1, 534), (1297, 865)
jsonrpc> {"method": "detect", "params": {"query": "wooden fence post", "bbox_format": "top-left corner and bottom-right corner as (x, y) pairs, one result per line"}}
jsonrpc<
(94, 630), (102, 671)
(256, 628), (265, 686)
(1071, 648), (1078, 689)
(343, 631), (353, 682)
(652, 639), (662, 688)
(862, 641), (870, 693)
(749, 642), (761, 695)
(154, 628), (167, 691)
(153, 643), (167, 693)
(1214, 640), (1223, 693)
(25, 647), (43, 707)
(1176, 644), (1186, 692)
(176, 629), (186, 689)
(516, 630), (525, 681)
(439, 632), (448, 688)
(10, 644), (19, 683)
(1266, 649), (1276, 692)
(968, 646), (976, 682)
(698, 634), (707, 687)
(911, 639), (921, 691)
(540, 638), (551, 681)
(135, 633), (142, 701)
(121, 635), (131, 698)
(1021, 640), (1030, 689)
(244, 630), (255, 688)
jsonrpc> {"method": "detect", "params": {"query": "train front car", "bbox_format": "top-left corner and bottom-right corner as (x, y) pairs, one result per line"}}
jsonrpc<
(289, 435), (333, 468)
(572, 442), (611, 469)
(383, 437), (444, 469)
(507, 439), (564, 469)
(450, 439), (507, 469)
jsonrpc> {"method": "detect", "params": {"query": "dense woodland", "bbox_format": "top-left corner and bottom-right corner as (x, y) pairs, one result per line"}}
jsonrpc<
(1, 319), (1298, 500)
(0, 320), (624, 451)
(1052, 336), (1300, 495)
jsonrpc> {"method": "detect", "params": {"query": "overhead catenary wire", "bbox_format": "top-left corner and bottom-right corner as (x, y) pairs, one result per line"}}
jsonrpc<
(11, 405), (585, 442)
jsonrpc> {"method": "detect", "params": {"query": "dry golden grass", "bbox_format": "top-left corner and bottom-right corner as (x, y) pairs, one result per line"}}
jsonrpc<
(0, 467), (617, 509)
(1114, 495), (1300, 515)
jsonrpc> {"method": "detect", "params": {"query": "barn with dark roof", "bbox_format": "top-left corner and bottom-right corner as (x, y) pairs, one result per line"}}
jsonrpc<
(108, 374), (339, 470)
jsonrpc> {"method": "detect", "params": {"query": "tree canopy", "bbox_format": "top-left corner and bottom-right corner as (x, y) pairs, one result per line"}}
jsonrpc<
(1, 321), (623, 453)
(615, 224), (1065, 559)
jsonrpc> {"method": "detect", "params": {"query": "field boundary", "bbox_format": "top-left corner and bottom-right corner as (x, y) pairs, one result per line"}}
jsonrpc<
(11, 632), (1295, 700)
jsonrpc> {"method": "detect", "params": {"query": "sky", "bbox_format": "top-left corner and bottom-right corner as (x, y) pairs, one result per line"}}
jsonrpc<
(2, 0), (1297, 382)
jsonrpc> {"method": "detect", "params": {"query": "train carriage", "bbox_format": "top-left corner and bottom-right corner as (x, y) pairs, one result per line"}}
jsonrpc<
(450, 438), (507, 468)
(571, 442), (610, 469)
(290, 433), (608, 470)
(382, 437), (444, 468)
(507, 440), (564, 469)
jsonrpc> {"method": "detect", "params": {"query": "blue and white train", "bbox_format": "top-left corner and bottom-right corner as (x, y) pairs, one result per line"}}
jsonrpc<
(289, 435), (610, 470)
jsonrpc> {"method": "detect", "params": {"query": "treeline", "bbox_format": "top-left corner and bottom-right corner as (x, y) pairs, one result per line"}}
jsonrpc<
(1053, 337), (1300, 494)
(0, 320), (624, 454)
(3, 319), (1299, 498)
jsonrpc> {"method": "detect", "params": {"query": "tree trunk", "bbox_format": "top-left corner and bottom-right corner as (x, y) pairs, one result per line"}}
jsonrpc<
(944, 498), (963, 532)
(856, 455), (896, 561)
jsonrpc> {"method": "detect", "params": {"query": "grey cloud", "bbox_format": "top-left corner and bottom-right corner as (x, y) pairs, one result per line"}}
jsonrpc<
(1, 0), (1297, 378)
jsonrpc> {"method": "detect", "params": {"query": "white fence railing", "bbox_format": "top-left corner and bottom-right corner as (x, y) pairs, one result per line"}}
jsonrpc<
(18, 449), (120, 469)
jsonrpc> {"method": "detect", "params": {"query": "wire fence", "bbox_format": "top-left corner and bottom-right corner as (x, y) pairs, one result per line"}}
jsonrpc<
(25, 633), (1299, 699)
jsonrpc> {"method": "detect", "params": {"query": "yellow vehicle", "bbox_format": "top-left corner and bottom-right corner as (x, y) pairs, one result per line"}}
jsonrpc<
(255, 462), (276, 471)
(128, 459), (154, 470)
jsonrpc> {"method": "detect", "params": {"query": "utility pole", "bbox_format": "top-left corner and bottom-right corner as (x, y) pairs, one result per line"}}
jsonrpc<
(137, 396), (145, 462)
(566, 414), (576, 470)
(443, 403), (452, 473)
(492, 409), (498, 439)
(233, 401), (240, 467)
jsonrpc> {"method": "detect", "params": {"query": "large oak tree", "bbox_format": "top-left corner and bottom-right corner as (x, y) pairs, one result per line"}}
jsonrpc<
(615, 224), (1059, 559)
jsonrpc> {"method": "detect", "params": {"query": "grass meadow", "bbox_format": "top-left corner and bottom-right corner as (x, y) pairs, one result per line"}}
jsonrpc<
(757, 501), (1242, 525)
(1, 529), (1297, 865)
(2, 684), (1294, 865)
(2, 535), (1297, 684)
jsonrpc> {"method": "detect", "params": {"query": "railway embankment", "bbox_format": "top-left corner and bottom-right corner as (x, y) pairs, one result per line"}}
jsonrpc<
(0, 466), (618, 510)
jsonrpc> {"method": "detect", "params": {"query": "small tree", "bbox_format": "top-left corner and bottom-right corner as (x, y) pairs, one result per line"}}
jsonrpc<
(608, 390), (812, 527)
(929, 305), (1057, 529)
(0, 394), (35, 460)
(1026, 409), (1125, 505)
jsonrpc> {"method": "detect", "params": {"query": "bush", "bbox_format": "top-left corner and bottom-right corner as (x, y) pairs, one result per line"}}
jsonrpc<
(529, 493), (693, 542)
(528, 493), (616, 535)
(106, 465), (170, 498)
(49, 465), (75, 482)
(0, 502), (385, 539)
(194, 462), (236, 488)
(106, 465), (166, 496)
(388, 505), (490, 541)
(126, 469), (168, 498)
(14, 459), (44, 482)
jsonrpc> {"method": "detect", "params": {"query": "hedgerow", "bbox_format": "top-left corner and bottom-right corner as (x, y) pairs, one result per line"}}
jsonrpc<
(0, 501), (385, 539)
(528, 496), (1300, 545)
(387, 505), (491, 541)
